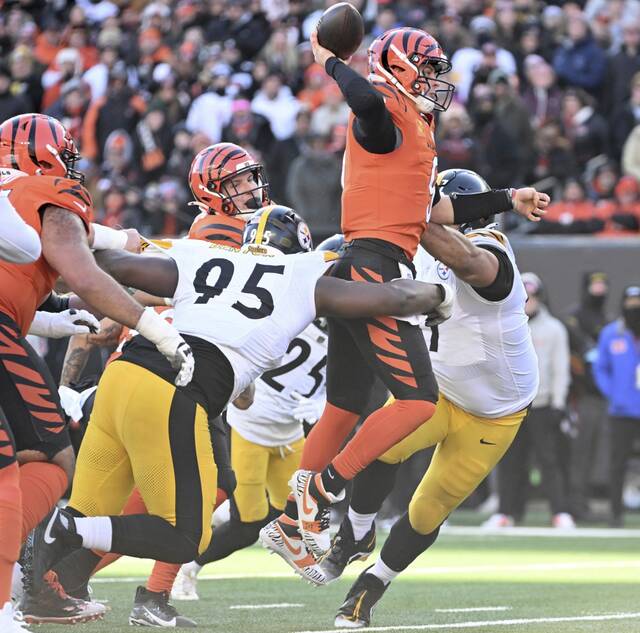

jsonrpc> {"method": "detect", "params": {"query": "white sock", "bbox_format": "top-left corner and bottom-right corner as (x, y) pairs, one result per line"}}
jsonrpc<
(74, 517), (113, 551)
(370, 558), (398, 586)
(348, 507), (376, 541)
(184, 561), (202, 575)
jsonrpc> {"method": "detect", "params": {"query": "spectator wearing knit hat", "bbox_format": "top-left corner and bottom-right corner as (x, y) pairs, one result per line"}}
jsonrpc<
(222, 98), (275, 158)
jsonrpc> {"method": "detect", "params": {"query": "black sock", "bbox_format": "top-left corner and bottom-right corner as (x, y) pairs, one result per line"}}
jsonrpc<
(321, 464), (347, 497)
(52, 549), (102, 599)
(110, 514), (200, 563)
(351, 460), (400, 515)
(379, 512), (440, 572)
(194, 518), (265, 566)
(284, 498), (298, 520)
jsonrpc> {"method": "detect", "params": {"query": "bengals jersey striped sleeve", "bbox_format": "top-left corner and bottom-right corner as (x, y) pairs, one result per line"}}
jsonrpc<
(0, 174), (94, 335)
(188, 210), (245, 249)
(341, 81), (438, 259)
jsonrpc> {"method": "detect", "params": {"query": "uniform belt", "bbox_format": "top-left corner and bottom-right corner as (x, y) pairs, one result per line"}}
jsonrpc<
(346, 238), (416, 278)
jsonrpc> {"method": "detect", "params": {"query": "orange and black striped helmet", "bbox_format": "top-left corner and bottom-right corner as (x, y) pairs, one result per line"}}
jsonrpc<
(0, 113), (83, 182)
(188, 142), (270, 216)
(368, 28), (454, 112)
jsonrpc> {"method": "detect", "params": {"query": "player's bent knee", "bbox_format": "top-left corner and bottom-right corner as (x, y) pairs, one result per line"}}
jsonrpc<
(408, 498), (448, 535)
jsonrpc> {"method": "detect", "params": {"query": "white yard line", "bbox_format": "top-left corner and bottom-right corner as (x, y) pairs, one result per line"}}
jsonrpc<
(434, 607), (511, 613)
(229, 603), (304, 610)
(442, 525), (640, 538)
(294, 612), (640, 633)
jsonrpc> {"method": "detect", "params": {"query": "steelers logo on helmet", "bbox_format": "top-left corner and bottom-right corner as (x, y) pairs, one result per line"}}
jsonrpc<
(297, 222), (312, 251)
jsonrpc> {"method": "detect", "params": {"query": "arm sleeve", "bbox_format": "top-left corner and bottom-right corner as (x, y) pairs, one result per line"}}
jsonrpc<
(471, 245), (514, 302)
(0, 195), (41, 263)
(550, 321), (571, 409)
(325, 58), (397, 154)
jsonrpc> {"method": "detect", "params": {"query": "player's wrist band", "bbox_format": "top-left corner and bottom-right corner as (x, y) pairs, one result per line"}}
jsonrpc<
(450, 189), (514, 224)
(91, 223), (128, 251)
(38, 291), (70, 313)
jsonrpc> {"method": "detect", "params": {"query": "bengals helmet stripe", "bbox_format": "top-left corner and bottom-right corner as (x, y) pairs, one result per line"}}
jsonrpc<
(9, 117), (19, 170)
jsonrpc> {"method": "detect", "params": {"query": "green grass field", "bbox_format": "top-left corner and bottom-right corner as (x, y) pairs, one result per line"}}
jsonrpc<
(34, 527), (640, 633)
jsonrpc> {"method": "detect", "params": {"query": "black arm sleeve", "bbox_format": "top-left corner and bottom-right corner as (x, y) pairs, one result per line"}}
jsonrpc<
(471, 245), (514, 302)
(38, 292), (70, 313)
(325, 57), (398, 154)
(451, 189), (513, 224)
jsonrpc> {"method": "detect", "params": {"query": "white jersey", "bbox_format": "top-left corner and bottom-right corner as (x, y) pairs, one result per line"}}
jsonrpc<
(227, 321), (328, 447)
(415, 230), (539, 418)
(163, 239), (333, 399)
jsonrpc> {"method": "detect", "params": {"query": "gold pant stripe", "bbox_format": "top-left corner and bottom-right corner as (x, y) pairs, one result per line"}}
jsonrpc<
(230, 428), (304, 523)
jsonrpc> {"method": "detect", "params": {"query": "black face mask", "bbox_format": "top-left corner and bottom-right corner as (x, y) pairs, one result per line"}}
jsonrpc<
(623, 307), (640, 336)
(585, 294), (606, 310)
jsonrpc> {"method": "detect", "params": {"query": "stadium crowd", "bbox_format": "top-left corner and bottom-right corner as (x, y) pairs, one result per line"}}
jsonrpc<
(1, 0), (640, 238)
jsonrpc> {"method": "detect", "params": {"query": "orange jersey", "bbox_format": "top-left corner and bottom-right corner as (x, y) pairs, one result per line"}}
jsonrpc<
(341, 82), (438, 258)
(188, 210), (245, 249)
(107, 306), (173, 365)
(0, 173), (93, 334)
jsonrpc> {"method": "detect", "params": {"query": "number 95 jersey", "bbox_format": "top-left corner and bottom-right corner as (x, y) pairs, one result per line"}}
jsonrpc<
(166, 240), (335, 398)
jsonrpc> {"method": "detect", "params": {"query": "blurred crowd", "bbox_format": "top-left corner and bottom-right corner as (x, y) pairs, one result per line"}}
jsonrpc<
(2, 0), (640, 238)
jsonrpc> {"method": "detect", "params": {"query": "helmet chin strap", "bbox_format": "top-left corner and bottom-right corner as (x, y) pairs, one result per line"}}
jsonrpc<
(415, 96), (435, 114)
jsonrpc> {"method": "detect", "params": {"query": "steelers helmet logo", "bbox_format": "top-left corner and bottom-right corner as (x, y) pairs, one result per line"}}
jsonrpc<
(297, 222), (312, 251)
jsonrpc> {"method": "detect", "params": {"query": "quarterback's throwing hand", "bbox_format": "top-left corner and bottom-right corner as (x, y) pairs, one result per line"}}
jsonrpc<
(512, 188), (550, 222)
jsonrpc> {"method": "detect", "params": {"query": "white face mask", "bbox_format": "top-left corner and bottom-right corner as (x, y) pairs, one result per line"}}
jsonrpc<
(415, 95), (435, 114)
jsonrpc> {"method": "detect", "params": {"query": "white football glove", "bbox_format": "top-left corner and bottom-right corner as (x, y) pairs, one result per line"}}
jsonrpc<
(135, 307), (195, 387)
(291, 391), (325, 425)
(58, 384), (98, 423)
(423, 283), (454, 328)
(28, 309), (101, 338)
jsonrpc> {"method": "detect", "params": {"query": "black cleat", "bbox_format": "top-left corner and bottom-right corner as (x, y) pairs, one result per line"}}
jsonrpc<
(20, 570), (106, 624)
(129, 586), (197, 627)
(334, 566), (388, 628)
(320, 517), (376, 583)
(28, 508), (83, 591)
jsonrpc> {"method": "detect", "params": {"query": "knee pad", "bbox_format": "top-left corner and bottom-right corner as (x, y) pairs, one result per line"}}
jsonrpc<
(408, 496), (448, 536)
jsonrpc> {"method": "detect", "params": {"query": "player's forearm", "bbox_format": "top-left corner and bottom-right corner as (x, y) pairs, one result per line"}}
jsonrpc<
(60, 334), (93, 387)
(68, 267), (144, 330)
(94, 250), (178, 298)
(386, 280), (444, 317)
(430, 190), (514, 225)
(421, 224), (497, 287)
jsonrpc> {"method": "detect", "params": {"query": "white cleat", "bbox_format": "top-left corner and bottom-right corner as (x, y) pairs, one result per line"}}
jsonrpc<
(259, 516), (328, 586)
(289, 470), (344, 560)
(171, 562), (201, 601)
(481, 513), (515, 528)
(0, 601), (30, 632)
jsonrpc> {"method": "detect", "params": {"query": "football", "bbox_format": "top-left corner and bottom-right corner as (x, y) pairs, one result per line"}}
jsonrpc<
(316, 2), (364, 61)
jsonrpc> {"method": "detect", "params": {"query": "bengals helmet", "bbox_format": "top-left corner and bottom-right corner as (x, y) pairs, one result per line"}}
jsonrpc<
(0, 113), (83, 183)
(188, 142), (270, 217)
(368, 28), (455, 113)
(242, 205), (312, 255)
